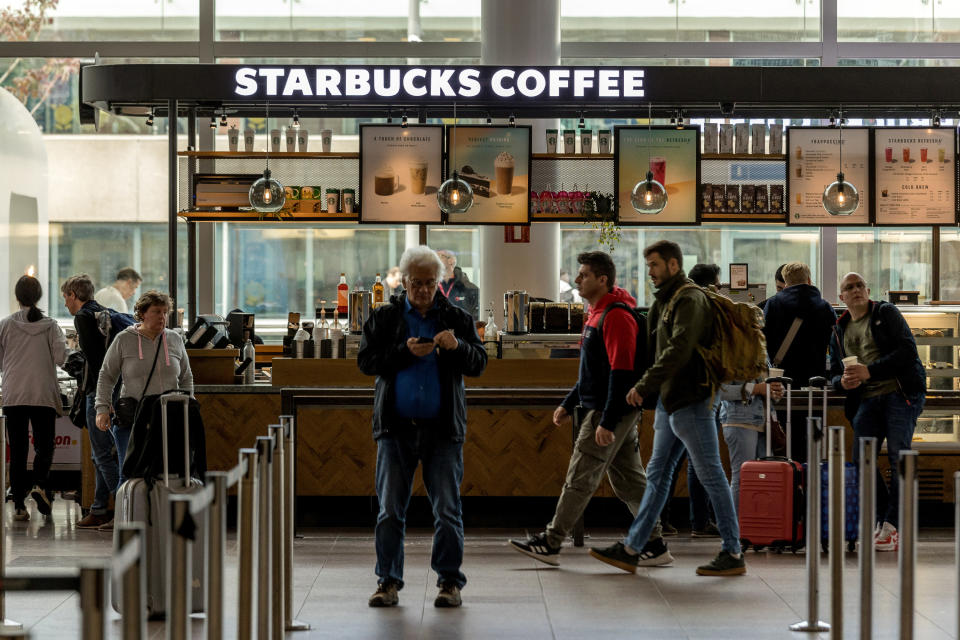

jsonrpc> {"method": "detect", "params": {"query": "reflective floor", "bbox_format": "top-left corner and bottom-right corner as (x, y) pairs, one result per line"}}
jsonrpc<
(3, 497), (958, 639)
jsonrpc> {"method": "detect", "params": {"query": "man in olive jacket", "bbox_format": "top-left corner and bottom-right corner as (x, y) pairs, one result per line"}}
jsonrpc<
(358, 246), (487, 609)
(589, 240), (746, 577)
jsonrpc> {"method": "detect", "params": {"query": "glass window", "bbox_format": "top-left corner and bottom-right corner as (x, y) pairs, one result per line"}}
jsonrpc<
(561, 226), (819, 307)
(48, 222), (188, 320)
(940, 229), (960, 301)
(427, 226), (480, 290)
(214, 223), (406, 320)
(27, 0), (200, 41)
(216, 1), (481, 42)
(561, 0), (819, 42)
(837, 227), (933, 303)
(839, 0), (957, 42)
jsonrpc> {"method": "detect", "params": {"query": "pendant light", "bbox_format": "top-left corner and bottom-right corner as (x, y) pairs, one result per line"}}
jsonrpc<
(249, 102), (285, 213)
(631, 103), (668, 215)
(822, 110), (859, 216)
(438, 102), (474, 215)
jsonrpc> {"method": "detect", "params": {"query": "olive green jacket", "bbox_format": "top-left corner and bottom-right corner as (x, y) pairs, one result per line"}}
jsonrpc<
(634, 270), (714, 414)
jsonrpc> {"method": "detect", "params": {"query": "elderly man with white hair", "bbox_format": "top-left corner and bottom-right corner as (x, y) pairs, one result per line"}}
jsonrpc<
(358, 245), (487, 609)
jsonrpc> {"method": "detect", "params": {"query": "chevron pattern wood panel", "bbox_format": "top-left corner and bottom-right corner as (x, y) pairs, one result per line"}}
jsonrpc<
(197, 393), (282, 471)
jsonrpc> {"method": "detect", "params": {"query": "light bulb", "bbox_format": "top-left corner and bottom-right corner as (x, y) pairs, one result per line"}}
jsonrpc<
(822, 172), (859, 216)
(263, 189), (272, 204)
(451, 189), (459, 204)
(249, 169), (285, 213)
(438, 173), (473, 214)
(630, 171), (667, 215)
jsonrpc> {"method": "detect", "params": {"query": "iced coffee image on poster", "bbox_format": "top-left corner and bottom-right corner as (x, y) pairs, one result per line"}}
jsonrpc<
(615, 126), (700, 224)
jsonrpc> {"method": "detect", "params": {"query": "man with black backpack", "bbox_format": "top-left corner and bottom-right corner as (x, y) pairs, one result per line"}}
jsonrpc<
(509, 251), (671, 567)
(589, 240), (746, 576)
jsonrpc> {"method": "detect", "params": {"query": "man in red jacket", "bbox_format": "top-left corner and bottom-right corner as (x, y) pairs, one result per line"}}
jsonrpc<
(509, 251), (670, 567)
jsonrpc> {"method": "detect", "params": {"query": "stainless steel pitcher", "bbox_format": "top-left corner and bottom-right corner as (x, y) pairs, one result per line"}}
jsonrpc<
(349, 290), (372, 334)
(503, 290), (530, 334)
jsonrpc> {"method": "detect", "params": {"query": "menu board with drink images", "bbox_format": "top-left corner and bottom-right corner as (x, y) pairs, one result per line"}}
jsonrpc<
(359, 124), (444, 223)
(787, 127), (871, 225)
(445, 125), (531, 225)
(615, 126), (700, 225)
(874, 128), (957, 225)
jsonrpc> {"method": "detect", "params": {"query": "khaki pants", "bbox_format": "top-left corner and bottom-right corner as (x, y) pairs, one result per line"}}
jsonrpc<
(545, 408), (662, 548)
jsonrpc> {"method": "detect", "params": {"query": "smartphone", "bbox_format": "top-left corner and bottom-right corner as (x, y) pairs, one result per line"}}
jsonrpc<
(416, 336), (434, 344)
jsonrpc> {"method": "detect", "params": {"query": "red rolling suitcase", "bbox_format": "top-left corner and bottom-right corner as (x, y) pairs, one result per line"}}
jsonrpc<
(738, 376), (804, 552)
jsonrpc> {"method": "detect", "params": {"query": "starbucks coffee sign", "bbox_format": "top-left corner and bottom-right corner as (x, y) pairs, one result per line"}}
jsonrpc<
(233, 66), (646, 102)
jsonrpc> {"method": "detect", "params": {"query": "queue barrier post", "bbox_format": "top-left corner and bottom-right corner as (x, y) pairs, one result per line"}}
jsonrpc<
(828, 426), (845, 640)
(858, 438), (877, 640)
(237, 448), (259, 640)
(279, 415), (310, 631)
(899, 450), (919, 640)
(167, 497), (193, 640)
(790, 416), (829, 633)
(115, 523), (147, 640)
(256, 435), (274, 640)
(0, 416), (22, 632)
(268, 425), (285, 640)
(79, 564), (109, 640)
(955, 471), (960, 640)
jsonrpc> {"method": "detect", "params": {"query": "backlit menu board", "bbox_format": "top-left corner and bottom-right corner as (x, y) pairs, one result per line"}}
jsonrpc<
(445, 125), (531, 225)
(787, 127), (870, 225)
(359, 124), (443, 223)
(874, 128), (957, 225)
(615, 126), (700, 225)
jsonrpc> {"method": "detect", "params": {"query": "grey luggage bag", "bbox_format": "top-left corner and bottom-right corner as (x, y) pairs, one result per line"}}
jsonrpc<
(112, 392), (206, 618)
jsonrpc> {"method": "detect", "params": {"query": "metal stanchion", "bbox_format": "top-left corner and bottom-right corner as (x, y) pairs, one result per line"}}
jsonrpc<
(955, 471), (960, 640)
(279, 415), (310, 631)
(790, 416), (829, 633)
(0, 629), (30, 638)
(167, 497), (192, 640)
(237, 448), (259, 640)
(899, 450), (919, 640)
(205, 472), (228, 640)
(859, 438), (877, 640)
(0, 417), (22, 632)
(116, 523), (146, 640)
(256, 435), (274, 640)
(78, 564), (108, 640)
(268, 425), (285, 640)
(828, 426), (845, 640)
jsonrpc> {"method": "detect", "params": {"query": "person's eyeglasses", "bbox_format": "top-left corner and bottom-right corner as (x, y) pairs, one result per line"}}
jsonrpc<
(841, 282), (866, 292)
(409, 278), (438, 290)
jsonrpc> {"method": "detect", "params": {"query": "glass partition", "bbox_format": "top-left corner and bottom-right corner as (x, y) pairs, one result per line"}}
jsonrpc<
(837, 227), (933, 303)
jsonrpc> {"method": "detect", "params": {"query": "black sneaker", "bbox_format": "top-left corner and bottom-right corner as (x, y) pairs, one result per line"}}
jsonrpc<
(508, 533), (561, 566)
(636, 537), (674, 567)
(691, 522), (721, 538)
(434, 583), (462, 608)
(661, 522), (679, 537)
(31, 487), (52, 516)
(589, 541), (640, 574)
(696, 551), (746, 576)
(368, 582), (399, 607)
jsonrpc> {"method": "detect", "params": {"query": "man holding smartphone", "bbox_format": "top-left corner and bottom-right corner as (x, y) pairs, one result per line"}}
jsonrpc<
(358, 245), (487, 609)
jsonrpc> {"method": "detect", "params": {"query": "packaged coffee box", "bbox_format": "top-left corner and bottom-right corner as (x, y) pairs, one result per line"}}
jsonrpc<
(770, 185), (784, 213)
(701, 184), (713, 213)
(755, 185), (769, 213)
(725, 184), (740, 214)
(734, 124), (750, 155)
(712, 184), (725, 213)
(769, 124), (784, 155)
(741, 185), (755, 212)
(751, 124), (767, 155)
(719, 124), (734, 154)
(703, 123), (719, 154)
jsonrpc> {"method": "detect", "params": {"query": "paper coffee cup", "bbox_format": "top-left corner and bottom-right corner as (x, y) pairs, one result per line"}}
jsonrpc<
(768, 367), (784, 379)
(321, 129), (332, 153)
(297, 129), (309, 152)
(546, 129), (558, 154)
(270, 129), (282, 152)
(842, 356), (859, 367)
(228, 127), (239, 152)
(243, 127), (255, 152)
(285, 127), (297, 153)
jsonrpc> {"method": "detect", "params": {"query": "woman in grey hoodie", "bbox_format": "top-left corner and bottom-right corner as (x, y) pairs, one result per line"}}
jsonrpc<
(0, 276), (68, 521)
(95, 290), (193, 481)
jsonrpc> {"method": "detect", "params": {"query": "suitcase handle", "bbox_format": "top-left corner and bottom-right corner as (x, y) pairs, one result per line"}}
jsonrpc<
(160, 391), (192, 490)
(765, 376), (793, 459)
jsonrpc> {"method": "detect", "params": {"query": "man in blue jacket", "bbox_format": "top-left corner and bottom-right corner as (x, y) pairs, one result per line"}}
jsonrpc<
(358, 246), (487, 608)
(830, 272), (925, 552)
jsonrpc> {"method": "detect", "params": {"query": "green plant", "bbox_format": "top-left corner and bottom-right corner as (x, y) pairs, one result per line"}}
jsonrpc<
(582, 191), (622, 251)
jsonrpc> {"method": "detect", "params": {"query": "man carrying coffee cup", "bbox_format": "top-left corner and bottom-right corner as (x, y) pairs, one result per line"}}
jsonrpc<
(830, 272), (926, 553)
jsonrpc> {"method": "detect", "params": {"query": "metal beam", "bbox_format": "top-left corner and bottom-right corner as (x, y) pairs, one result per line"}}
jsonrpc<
(212, 40), (481, 59)
(0, 41), (200, 58)
(559, 41), (823, 60)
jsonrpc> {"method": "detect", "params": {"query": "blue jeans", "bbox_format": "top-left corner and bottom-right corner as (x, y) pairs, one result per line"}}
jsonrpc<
(374, 428), (466, 590)
(722, 427), (764, 515)
(86, 393), (119, 515)
(851, 391), (924, 529)
(625, 397), (741, 555)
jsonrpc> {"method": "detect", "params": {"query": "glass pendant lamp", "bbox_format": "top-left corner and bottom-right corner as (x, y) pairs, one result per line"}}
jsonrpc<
(249, 102), (285, 213)
(631, 103), (668, 215)
(438, 102), (474, 215)
(822, 112), (859, 216)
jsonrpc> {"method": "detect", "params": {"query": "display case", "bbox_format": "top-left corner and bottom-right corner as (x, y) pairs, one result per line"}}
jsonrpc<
(900, 306), (960, 393)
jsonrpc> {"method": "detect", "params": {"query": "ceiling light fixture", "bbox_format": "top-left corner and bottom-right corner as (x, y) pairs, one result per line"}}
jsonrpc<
(822, 109), (860, 216)
(292, 110), (300, 128)
(630, 103), (668, 215)
(145, 110), (154, 127)
(401, 111), (408, 128)
(220, 111), (228, 127)
(578, 112), (585, 129)
(934, 110), (942, 127)
(509, 114), (515, 127)
(209, 116), (218, 129)
(249, 102), (285, 214)
(437, 102), (474, 215)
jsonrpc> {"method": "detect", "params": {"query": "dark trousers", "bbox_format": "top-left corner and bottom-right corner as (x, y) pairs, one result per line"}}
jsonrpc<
(3, 405), (57, 508)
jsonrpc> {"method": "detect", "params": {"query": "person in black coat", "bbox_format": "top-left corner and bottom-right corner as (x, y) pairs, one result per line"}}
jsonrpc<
(762, 262), (837, 462)
(358, 246), (487, 609)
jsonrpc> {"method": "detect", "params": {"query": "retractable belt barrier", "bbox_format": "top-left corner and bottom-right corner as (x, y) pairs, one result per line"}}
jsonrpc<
(828, 426), (845, 640)
(859, 438), (877, 640)
(899, 450), (919, 640)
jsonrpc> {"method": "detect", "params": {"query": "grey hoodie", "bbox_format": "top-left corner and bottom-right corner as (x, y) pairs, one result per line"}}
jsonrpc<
(95, 325), (193, 415)
(0, 309), (68, 411)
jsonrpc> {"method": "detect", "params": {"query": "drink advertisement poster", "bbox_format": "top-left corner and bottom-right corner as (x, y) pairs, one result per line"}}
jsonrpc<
(787, 127), (871, 225)
(615, 126), (700, 225)
(445, 125), (531, 225)
(874, 128), (957, 225)
(359, 124), (444, 223)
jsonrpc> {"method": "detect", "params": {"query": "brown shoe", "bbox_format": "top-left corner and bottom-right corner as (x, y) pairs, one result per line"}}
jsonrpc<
(97, 518), (115, 532)
(434, 584), (462, 608)
(76, 513), (111, 529)
(368, 582), (399, 607)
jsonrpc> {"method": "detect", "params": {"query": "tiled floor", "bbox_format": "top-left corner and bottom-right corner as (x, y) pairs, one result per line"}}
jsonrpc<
(2, 497), (958, 639)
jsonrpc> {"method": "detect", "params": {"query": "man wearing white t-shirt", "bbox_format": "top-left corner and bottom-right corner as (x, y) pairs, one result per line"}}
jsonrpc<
(94, 268), (141, 313)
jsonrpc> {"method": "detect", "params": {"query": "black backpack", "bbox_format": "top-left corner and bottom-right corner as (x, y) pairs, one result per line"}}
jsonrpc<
(596, 302), (648, 377)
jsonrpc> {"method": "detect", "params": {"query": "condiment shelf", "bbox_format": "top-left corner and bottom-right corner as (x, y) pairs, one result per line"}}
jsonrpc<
(531, 153), (614, 160)
(701, 212), (787, 223)
(914, 336), (960, 346)
(500, 333), (581, 350)
(177, 151), (359, 159)
(702, 153), (787, 161)
(179, 210), (359, 223)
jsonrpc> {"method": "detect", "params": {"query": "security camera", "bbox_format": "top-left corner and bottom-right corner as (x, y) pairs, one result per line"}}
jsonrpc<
(720, 102), (735, 116)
